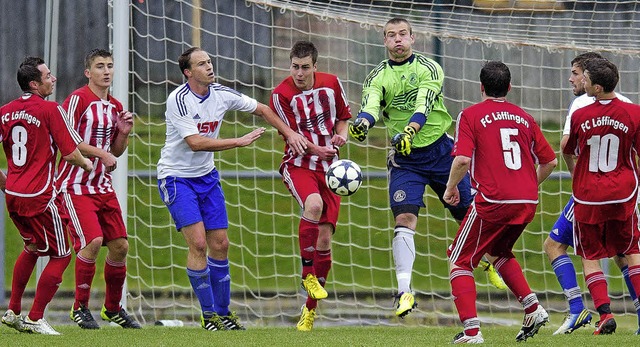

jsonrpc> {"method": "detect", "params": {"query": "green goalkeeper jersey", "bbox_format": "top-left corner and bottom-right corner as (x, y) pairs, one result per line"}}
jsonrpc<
(359, 53), (452, 148)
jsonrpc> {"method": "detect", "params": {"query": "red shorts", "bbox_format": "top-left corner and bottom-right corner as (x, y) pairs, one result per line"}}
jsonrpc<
(7, 194), (71, 257)
(281, 164), (340, 229)
(574, 211), (640, 260)
(58, 191), (127, 253)
(447, 204), (527, 270)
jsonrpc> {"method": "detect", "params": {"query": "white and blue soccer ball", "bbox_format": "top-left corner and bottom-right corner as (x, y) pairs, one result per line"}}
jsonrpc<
(325, 159), (362, 196)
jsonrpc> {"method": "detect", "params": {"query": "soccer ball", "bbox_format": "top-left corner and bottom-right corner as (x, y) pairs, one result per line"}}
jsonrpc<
(325, 159), (362, 196)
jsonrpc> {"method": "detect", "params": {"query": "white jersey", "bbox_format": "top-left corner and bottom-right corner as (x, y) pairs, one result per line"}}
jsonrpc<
(157, 82), (258, 179)
(563, 92), (631, 135)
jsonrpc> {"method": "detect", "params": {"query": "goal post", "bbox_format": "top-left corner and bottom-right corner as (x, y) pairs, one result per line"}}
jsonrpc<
(117, 0), (640, 327)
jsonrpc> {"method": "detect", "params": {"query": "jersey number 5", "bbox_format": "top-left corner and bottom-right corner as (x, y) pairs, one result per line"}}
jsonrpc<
(587, 134), (619, 173)
(500, 128), (521, 170)
(11, 125), (28, 166)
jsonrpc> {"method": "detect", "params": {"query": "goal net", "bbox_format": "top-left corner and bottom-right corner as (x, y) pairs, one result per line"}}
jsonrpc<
(121, 0), (640, 327)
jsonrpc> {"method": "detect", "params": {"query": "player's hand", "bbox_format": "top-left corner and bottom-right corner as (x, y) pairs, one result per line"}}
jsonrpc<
(116, 110), (134, 135)
(81, 158), (94, 173)
(238, 127), (266, 147)
(330, 134), (347, 147)
(349, 118), (369, 142)
(391, 125), (416, 156)
(100, 151), (118, 172)
(315, 146), (338, 161)
(443, 186), (460, 206)
(286, 132), (307, 156)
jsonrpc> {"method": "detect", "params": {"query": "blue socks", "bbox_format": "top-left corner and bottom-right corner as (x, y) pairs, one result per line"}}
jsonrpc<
(620, 265), (640, 325)
(208, 257), (231, 316)
(551, 254), (585, 314)
(187, 267), (214, 317)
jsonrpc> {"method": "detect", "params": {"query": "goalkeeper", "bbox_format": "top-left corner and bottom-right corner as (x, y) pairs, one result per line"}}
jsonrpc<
(349, 18), (504, 318)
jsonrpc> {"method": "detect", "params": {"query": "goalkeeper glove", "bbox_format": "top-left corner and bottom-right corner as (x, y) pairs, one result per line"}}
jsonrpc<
(391, 125), (416, 156)
(349, 118), (369, 142)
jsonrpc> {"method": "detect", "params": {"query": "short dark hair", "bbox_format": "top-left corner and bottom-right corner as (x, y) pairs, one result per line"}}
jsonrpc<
(584, 58), (619, 93)
(384, 17), (412, 36)
(480, 61), (510, 98)
(85, 48), (112, 69)
(178, 47), (203, 78)
(17, 56), (45, 92)
(570, 52), (603, 71)
(290, 41), (318, 65)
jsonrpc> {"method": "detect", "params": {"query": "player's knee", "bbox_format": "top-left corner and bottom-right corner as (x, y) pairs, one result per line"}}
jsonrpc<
(543, 236), (566, 258)
(303, 201), (323, 220)
(107, 238), (129, 260)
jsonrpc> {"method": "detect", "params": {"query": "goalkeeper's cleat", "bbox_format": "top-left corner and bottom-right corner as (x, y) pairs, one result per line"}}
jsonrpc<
(479, 260), (507, 290)
(515, 305), (548, 342)
(395, 292), (417, 318)
(452, 331), (484, 344)
(22, 317), (60, 335)
(301, 274), (328, 300)
(297, 305), (316, 331)
(2, 309), (29, 333)
(553, 309), (592, 335)
(70, 305), (100, 329)
(593, 313), (616, 335)
(201, 313), (227, 331)
(220, 311), (246, 330)
(100, 305), (142, 329)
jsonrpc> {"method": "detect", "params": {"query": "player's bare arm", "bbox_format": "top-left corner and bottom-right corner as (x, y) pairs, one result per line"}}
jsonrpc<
(536, 158), (558, 185)
(331, 119), (349, 147)
(252, 103), (307, 155)
(443, 155), (471, 206)
(78, 142), (118, 173)
(111, 110), (133, 157)
(559, 134), (576, 176)
(63, 147), (94, 172)
(0, 170), (6, 192)
(184, 127), (266, 152)
(305, 141), (337, 161)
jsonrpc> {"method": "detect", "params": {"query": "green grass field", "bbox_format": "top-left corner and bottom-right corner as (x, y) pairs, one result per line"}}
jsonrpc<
(1, 321), (640, 347)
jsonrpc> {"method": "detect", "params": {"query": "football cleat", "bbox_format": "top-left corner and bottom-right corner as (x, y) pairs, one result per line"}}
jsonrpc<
(220, 311), (246, 330)
(297, 305), (316, 331)
(100, 306), (142, 329)
(553, 309), (591, 335)
(479, 260), (507, 290)
(201, 313), (227, 331)
(515, 305), (548, 342)
(70, 305), (100, 329)
(22, 317), (60, 335)
(2, 309), (29, 333)
(453, 331), (484, 344)
(395, 292), (417, 318)
(593, 313), (616, 335)
(301, 274), (328, 300)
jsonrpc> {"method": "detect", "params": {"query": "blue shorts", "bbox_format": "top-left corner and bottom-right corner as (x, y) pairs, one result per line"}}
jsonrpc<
(549, 196), (574, 247)
(157, 170), (228, 231)
(387, 134), (472, 220)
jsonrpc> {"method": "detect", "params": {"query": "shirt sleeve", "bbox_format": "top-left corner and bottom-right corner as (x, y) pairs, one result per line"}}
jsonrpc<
(451, 110), (475, 158)
(359, 62), (386, 123)
(166, 93), (199, 140)
(414, 58), (444, 116)
(532, 121), (557, 164)
(50, 104), (81, 156)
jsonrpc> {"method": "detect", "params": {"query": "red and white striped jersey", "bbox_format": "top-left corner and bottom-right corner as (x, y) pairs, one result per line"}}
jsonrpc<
(0, 93), (81, 198)
(56, 85), (123, 195)
(270, 72), (352, 172)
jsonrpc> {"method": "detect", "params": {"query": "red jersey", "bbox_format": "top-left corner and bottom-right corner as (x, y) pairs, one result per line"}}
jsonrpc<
(453, 99), (556, 224)
(0, 93), (81, 199)
(271, 72), (352, 172)
(56, 85), (123, 195)
(564, 97), (640, 224)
